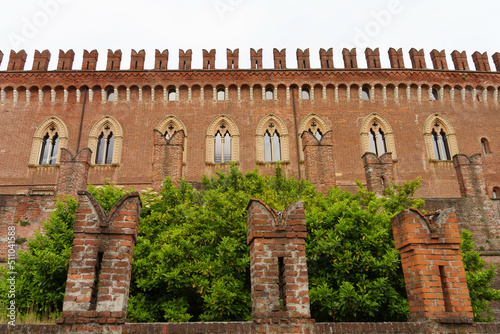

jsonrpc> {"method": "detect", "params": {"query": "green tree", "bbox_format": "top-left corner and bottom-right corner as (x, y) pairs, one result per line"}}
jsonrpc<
(460, 229), (500, 322)
(0, 183), (133, 321)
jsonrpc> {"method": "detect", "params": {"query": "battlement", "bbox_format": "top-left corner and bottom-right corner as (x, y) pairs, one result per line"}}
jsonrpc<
(1, 47), (499, 72)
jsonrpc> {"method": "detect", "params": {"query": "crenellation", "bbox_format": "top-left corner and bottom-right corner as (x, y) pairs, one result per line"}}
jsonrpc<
(154, 49), (168, 70)
(106, 49), (122, 71)
(409, 48), (426, 69)
(250, 48), (263, 69)
(203, 49), (216, 69)
(273, 48), (286, 69)
(296, 48), (310, 69)
(319, 48), (333, 69)
(130, 49), (145, 70)
(179, 49), (192, 70)
(226, 48), (239, 69)
(388, 47), (404, 68)
(32, 49), (51, 72)
(493, 52), (500, 71)
(82, 49), (98, 70)
(8, 50), (27, 71)
(365, 47), (381, 69)
(342, 48), (357, 68)
(472, 51), (491, 71)
(451, 50), (469, 70)
(430, 49), (448, 70)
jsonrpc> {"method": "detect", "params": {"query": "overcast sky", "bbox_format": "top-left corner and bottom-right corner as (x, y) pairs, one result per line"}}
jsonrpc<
(0, 0), (498, 71)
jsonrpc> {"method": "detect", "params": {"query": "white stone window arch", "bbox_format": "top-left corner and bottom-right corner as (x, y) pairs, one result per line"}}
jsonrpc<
(206, 115), (239, 164)
(423, 114), (458, 161)
(156, 115), (188, 163)
(256, 114), (289, 163)
(298, 113), (330, 161)
(360, 113), (397, 159)
(88, 116), (123, 165)
(29, 116), (68, 165)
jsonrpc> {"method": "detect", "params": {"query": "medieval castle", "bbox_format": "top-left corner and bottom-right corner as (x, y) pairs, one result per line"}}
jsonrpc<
(0, 47), (500, 333)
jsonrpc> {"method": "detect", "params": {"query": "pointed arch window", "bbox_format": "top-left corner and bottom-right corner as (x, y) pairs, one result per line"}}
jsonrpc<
(95, 127), (115, 164)
(39, 131), (59, 165)
(431, 126), (451, 160)
(88, 116), (123, 166)
(360, 113), (397, 159)
(206, 116), (239, 164)
(214, 126), (231, 163)
(263, 122), (281, 162)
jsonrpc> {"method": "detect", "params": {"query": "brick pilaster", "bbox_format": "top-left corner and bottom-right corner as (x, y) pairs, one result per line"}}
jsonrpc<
(246, 199), (314, 334)
(301, 130), (336, 195)
(152, 129), (184, 190)
(362, 152), (394, 196)
(391, 208), (474, 323)
(453, 154), (487, 198)
(56, 148), (91, 198)
(58, 191), (141, 334)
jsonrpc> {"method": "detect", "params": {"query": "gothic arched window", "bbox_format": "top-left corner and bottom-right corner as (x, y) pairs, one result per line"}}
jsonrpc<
(360, 113), (397, 159)
(214, 128), (232, 163)
(39, 131), (59, 165)
(206, 115), (239, 164)
(423, 114), (458, 161)
(95, 130), (115, 164)
(256, 114), (289, 163)
(30, 116), (68, 166)
(88, 116), (123, 165)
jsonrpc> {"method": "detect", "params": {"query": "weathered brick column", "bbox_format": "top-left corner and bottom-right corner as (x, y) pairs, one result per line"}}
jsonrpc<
(453, 154), (488, 199)
(362, 152), (394, 196)
(56, 148), (91, 197)
(301, 131), (336, 195)
(57, 191), (141, 334)
(391, 208), (473, 324)
(246, 199), (314, 334)
(152, 129), (184, 190)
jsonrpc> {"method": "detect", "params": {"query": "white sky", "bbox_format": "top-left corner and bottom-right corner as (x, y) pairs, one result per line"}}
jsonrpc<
(0, 0), (498, 71)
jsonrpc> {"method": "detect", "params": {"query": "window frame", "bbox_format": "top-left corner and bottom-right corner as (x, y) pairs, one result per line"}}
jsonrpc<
(256, 114), (289, 164)
(206, 115), (239, 164)
(423, 114), (458, 162)
(29, 116), (68, 166)
(88, 116), (123, 166)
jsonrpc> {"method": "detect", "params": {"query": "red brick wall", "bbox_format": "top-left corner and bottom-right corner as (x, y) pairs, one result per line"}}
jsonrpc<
(1, 48), (499, 199)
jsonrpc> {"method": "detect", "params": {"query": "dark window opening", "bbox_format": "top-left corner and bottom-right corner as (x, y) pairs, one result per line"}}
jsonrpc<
(279, 60), (282, 69)
(350, 59), (353, 68)
(303, 60), (306, 68)
(326, 60), (330, 68)
(106, 90), (114, 102)
(481, 138), (491, 154)
(431, 88), (439, 101)
(493, 187), (499, 199)
(439, 266), (452, 312)
(362, 87), (370, 100)
(278, 257), (286, 311)
(111, 61), (114, 69)
(12, 62), (16, 70)
(168, 89), (176, 101)
(432, 128), (451, 160)
(39, 132), (59, 165)
(95, 131), (114, 164)
(90, 252), (104, 311)
(183, 61), (186, 70)
(62, 61), (65, 70)
(214, 129), (231, 163)
(231, 60), (234, 69)
(159, 61), (162, 69)
(86, 61), (90, 70)
(135, 61), (138, 69)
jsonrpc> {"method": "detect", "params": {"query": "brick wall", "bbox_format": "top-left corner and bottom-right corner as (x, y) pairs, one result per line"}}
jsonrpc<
(362, 152), (394, 196)
(301, 130), (336, 195)
(391, 208), (473, 323)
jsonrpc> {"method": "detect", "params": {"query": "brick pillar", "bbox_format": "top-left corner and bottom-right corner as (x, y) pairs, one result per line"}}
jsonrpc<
(155, 49), (169, 70)
(301, 130), (336, 195)
(152, 130), (184, 190)
(106, 49), (122, 70)
(130, 49), (145, 70)
(58, 191), (141, 334)
(492, 52), (500, 72)
(296, 48), (310, 69)
(409, 48), (426, 69)
(246, 199), (314, 334)
(250, 48), (263, 69)
(32, 49), (51, 71)
(226, 48), (239, 69)
(388, 47), (405, 68)
(273, 48), (286, 69)
(56, 148), (91, 198)
(365, 47), (381, 68)
(179, 49), (192, 70)
(391, 208), (473, 323)
(203, 49), (216, 69)
(342, 48), (357, 68)
(453, 154), (487, 198)
(82, 49), (98, 71)
(362, 152), (394, 196)
(319, 48), (333, 69)
(57, 49), (75, 70)
(430, 49), (448, 70)
(472, 51), (491, 71)
(8, 50), (27, 71)
(451, 50), (469, 71)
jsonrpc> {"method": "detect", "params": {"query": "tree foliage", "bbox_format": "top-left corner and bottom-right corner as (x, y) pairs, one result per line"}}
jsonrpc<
(1, 167), (498, 324)
(460, 229), (500, 322)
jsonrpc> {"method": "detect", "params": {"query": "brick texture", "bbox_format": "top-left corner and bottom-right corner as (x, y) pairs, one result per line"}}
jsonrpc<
(152, 129), (184, 190)
(58, 190), (141, 334)
(392, 208), (474, 323)
(247, 199), (314, 334)
(301, 130), (336, 194)
(362, 152), (394, 196)
(56, 148), (91, 197)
